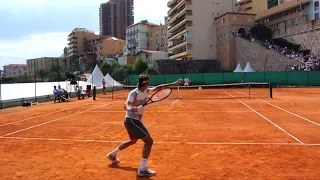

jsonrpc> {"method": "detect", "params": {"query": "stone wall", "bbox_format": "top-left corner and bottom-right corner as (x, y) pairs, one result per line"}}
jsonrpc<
(283, 30), (320, 56)
(235, 36), (303, 72)
(154, 59), (221, 74)
(217, 25), (252, 45)
(275, 20), (320, 56)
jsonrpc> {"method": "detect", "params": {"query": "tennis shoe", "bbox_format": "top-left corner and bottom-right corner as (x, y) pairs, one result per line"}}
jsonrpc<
(137, 167), (156, 177)
(107, 153), (120, 164)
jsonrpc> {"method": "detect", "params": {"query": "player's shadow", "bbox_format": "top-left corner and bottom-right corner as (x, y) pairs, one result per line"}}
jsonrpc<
(108, 164), (155, 180)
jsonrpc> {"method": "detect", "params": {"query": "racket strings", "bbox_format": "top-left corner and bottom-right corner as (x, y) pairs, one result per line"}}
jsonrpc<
(151, 89), (172, 102)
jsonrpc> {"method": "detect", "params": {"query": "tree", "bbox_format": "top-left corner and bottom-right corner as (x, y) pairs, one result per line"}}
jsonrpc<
(110, 61), (121, 70)
(133, 57), (148, 74)
(37, 69), (50, 80)
(249, 24), (272, 40)
(147, 67), (157, 75)
(100, 63), (113, 75)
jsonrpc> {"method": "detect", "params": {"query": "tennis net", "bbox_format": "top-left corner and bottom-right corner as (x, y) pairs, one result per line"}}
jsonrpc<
(102, 82), (272, 100)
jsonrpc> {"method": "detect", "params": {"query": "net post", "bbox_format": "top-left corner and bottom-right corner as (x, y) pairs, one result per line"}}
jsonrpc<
(93, 86), (96, 100)
(269, 82), (273, 98)
(248, 82), (251, 98)
(0, 73), (2, 110)
(112, 79), (114, 100)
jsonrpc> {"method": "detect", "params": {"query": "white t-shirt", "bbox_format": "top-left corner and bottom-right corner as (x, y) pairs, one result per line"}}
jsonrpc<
(184, 78), (190, 85)
(126, 87), (155, 120)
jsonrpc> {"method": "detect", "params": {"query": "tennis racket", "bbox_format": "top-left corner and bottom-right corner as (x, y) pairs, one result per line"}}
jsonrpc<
(142, 88), (172, 107)
(126, 88), (172, 111)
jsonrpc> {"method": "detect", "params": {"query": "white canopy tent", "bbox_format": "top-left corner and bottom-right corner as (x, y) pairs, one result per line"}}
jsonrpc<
(86, 65), (104, 87)
(243, 62), (255, 72)
(104, 73), (123, 87)
(233, 63), (244, 72)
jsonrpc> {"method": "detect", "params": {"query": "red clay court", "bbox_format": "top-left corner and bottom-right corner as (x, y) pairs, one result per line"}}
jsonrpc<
(0, 87), (320, 179)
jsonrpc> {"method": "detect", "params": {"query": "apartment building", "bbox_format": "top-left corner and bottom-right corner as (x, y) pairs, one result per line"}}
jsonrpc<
(99, 0), (134, 40)
(67, 28), (99, 57)
(124, 20), (159, 55)
(95, 37), (126, 61)
(3, 64), (27, 77)
(167, 0), (236, 60)
(148, 17), (168, 52)
(26, 57), (71, 75)
(234, 0), (268, 14)
(255, 0), (317, 37)
(215, 12), (256, 71)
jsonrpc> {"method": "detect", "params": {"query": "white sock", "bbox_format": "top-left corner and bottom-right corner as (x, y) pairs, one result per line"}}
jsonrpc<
(110, 147), (120, 156)
(139, 158), (148, 170)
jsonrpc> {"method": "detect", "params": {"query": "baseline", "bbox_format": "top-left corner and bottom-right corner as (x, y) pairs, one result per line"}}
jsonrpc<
(88, 110), (252, 113)
(1, 136), (319, 146)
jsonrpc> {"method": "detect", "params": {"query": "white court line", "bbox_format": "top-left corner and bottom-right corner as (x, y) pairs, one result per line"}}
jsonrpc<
(1, 136), (319, 146)
(2, 101), (119, 137)
(0, 102), (96, 127)
(223, 90), (304, 144)
(234, 90), (320, 127)
(89, 110), (252, 113)
(164, 96), (182, 112)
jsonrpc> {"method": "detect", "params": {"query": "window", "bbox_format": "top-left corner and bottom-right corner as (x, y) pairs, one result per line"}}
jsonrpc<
(149, 40), (152, 46)
(187, 31), (193, 39)
(161, 38), (164, 44)
(156, 39), (158, 45)
(316, 13), (320, 20)
(315, 1), (319, 11)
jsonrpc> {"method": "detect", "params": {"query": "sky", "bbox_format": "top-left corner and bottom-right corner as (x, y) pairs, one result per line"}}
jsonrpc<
(0, 0), (169, 70)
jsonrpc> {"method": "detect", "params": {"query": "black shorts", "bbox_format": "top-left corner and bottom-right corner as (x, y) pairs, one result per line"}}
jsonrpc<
(124, 118), (150, 139)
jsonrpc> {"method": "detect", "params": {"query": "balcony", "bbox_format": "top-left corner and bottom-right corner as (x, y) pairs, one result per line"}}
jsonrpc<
(169, 45), (192, 59)
(168, 37), (186, 51)
(168, 0), (185, 16)
(168, 28), (187, 40)
(67, 35), (73, 41)
(126, 29), (139, 36)
(186, 3), (192, 11)
(168, 7), (186, 24)
(167, 0), (178, 8)
(169, 13), (186, 26)
(169, 18), (186, 32)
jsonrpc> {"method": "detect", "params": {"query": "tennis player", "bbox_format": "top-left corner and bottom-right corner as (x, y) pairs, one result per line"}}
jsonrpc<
(107, 74), (182, 177)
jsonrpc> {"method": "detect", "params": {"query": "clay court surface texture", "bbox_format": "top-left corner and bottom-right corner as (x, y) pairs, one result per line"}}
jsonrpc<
(0, 87), (320, 180)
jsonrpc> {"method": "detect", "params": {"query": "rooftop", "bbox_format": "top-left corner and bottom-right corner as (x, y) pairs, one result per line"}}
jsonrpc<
(4, 64), (27, 67)
(215, 12), (257, 20)
(125, 20), (159, 29)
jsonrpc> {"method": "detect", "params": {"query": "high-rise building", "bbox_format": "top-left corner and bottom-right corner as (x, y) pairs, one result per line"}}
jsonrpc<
(67, 28), (99, 57)
(167, 0), (237, 60)
(99, 0), (134, 40)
